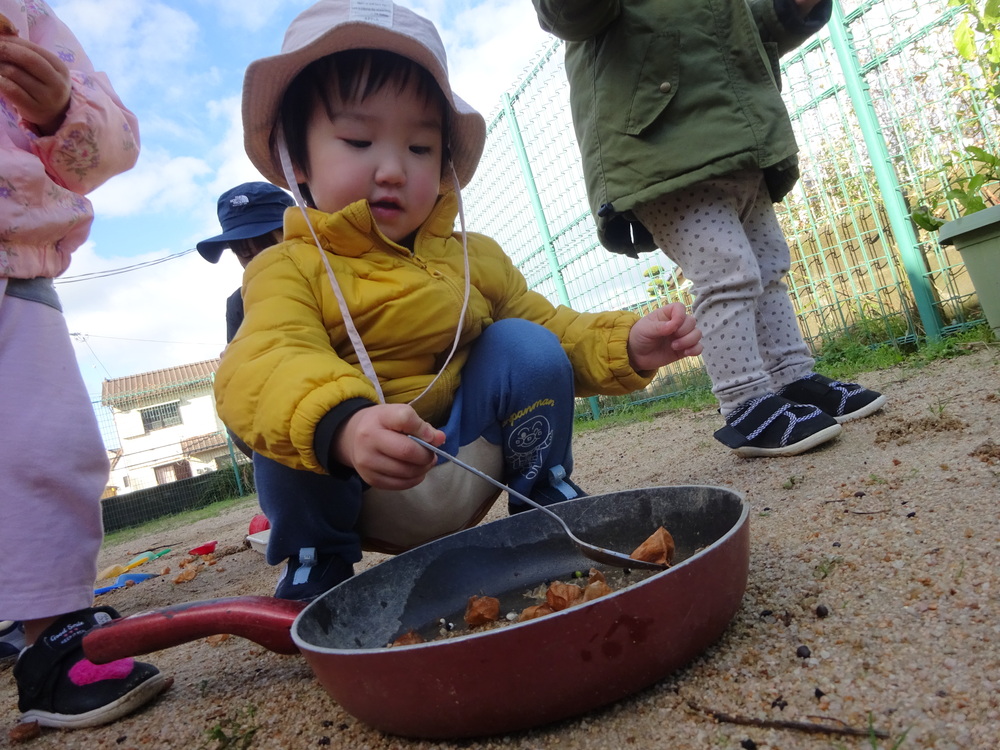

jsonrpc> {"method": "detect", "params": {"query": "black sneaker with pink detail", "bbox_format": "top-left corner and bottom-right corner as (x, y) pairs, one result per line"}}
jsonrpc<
(778, 373), (887, 423)
(14, 606), (170, 729)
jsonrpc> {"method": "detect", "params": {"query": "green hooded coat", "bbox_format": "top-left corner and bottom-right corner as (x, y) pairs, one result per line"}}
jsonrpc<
(532, 0), (832, 256)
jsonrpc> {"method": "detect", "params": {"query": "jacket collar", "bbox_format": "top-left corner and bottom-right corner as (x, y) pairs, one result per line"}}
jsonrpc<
(284, 192), (461, 258)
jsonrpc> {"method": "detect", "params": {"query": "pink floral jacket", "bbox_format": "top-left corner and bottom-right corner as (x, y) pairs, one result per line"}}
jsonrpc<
(0, 0), (139, 280)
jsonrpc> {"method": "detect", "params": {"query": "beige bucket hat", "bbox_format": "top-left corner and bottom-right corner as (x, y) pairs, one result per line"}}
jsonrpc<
(242, 0), (486, 189)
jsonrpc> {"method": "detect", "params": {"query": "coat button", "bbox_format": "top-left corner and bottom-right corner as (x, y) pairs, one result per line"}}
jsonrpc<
(659, 81), (672, 93)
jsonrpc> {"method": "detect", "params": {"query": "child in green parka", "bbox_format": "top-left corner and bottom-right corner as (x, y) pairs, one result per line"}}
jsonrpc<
(532, 0), (886, 457)
(215, 0), (703, 601)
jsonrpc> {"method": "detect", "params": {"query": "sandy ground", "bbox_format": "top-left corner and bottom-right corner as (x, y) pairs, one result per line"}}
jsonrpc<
(2, 345), (999, 749)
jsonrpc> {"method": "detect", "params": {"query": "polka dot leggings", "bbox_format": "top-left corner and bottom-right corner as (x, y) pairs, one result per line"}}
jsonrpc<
(632, 170), (814, 414)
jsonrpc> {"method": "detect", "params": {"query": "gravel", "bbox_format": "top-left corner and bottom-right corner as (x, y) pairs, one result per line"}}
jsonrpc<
(3, 345), (998, 749)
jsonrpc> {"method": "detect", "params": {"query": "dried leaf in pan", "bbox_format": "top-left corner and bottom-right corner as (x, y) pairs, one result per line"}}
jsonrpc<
(630, 526), (675, 566)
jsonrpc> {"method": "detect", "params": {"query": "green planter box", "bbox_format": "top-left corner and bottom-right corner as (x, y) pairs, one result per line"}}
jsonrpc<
(939, 203), (1000, 338)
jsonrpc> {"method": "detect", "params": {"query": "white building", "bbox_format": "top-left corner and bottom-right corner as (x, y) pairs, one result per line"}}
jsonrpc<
(101, 359), (240, 493)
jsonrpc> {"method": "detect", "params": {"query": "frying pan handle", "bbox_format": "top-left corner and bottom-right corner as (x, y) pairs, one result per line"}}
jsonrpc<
(83, 596), (307, 662)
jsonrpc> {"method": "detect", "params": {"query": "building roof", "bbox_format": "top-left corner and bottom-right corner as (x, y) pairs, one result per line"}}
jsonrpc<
(102, 359), (220, 409)
(181, 431), (228, 455)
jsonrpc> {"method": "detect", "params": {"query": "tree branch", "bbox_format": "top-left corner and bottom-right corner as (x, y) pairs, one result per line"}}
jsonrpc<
(686, 701), (889, 739)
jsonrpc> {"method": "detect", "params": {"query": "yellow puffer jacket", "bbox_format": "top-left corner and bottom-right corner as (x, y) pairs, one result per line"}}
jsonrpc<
(214, 192), (652, 472)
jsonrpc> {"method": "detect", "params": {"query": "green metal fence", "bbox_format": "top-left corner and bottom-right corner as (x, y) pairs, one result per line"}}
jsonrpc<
(462, 0), (994, 419)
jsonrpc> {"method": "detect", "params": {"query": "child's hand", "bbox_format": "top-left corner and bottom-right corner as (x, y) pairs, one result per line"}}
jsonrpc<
(627, 301), (703, 371)
(332, 404), (445, 490)
(0, 34), (72, 134)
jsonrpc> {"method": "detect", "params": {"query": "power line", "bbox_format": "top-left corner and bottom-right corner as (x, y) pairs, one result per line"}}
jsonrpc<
(69, 333), (112, 377)
(55, 248), (197, 284)
(74, 333), (221, 346)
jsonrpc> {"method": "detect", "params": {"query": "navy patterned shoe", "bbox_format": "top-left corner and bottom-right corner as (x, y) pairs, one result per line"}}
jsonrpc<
(779, 373), (886, 423)
(714, 393), (842, 457)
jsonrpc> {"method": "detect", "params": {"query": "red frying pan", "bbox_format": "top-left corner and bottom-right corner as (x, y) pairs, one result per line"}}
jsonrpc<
(85, 485), (749, 739)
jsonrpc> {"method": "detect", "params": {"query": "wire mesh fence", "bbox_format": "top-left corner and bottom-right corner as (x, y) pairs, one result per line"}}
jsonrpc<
(462, 0), (995, 418)
(95, 0), (995, 522)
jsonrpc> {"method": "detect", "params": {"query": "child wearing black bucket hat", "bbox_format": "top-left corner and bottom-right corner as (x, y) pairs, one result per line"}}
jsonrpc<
(214, 0), (704, 602)
(197, 182), (294, 342)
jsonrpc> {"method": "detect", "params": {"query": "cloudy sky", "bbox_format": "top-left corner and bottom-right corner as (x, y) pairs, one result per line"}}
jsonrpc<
(48, 0), (551, 398)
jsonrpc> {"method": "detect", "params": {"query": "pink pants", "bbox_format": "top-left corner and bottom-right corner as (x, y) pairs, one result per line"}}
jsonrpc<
(0, 280), (107, 620)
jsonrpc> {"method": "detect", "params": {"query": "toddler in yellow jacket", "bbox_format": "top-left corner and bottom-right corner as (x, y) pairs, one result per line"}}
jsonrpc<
(216, 0), (703, 601)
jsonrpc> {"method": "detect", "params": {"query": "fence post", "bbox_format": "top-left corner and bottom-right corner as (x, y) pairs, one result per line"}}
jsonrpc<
(210, 371), (246, 495)
(224, 431), (245, 496)
(502, 91), (602, 420)
(826, 0), (942, 339)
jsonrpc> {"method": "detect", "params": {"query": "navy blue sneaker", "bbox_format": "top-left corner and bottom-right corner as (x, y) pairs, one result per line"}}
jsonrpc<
(1, 620), (25, 661)
(509, 465), (588, 515)
(714, 393), (842, 457)
(274, 548), (353, 602)
(778, 373), (886, 423)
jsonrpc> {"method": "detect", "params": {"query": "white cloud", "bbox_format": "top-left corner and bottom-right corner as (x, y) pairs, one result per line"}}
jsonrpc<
(209, 0), (311, 33)
(89, 150), (213, 219)
(59, 242), (243, 399)
(201, 97), (272, 196)
(51, 0), (199, 99)
(419, 0), (553, 117)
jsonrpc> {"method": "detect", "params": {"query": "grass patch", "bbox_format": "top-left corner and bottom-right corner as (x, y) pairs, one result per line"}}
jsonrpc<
(816, 320), (995, 382)
(905, 322), (995, 367)
(200, 704), (259, 750)
(101, 494), (259, 550)
(575, 321), (994, 433)
(574, 385), (714, 434)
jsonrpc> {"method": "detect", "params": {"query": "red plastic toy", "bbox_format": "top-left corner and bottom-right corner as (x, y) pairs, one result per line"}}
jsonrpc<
(188, 541), (218, 556)
(248, 514), (271, 536)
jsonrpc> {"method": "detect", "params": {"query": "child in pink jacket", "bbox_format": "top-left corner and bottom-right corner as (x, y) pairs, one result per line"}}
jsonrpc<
(0, 0), (169, 730)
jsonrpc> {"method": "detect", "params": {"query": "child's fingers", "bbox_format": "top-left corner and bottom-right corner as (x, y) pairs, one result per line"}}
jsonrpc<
(374, 404), (442, 468)
(0, 36), (70, 127)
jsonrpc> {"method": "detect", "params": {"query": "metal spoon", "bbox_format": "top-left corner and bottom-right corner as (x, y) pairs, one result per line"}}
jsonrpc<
(409, 436), (667, 572)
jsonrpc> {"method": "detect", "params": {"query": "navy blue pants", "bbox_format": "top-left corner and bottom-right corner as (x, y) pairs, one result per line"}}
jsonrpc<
(254, 319), (577, 566)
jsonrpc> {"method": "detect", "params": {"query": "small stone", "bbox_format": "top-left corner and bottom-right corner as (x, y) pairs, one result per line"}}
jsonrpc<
(796, 645), (812, 658)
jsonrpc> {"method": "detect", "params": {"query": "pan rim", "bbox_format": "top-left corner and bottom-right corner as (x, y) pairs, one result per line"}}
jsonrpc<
(291, 484), (748, 656)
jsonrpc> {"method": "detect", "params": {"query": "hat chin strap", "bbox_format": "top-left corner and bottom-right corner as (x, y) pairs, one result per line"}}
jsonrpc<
(275, 134), (470, 410)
